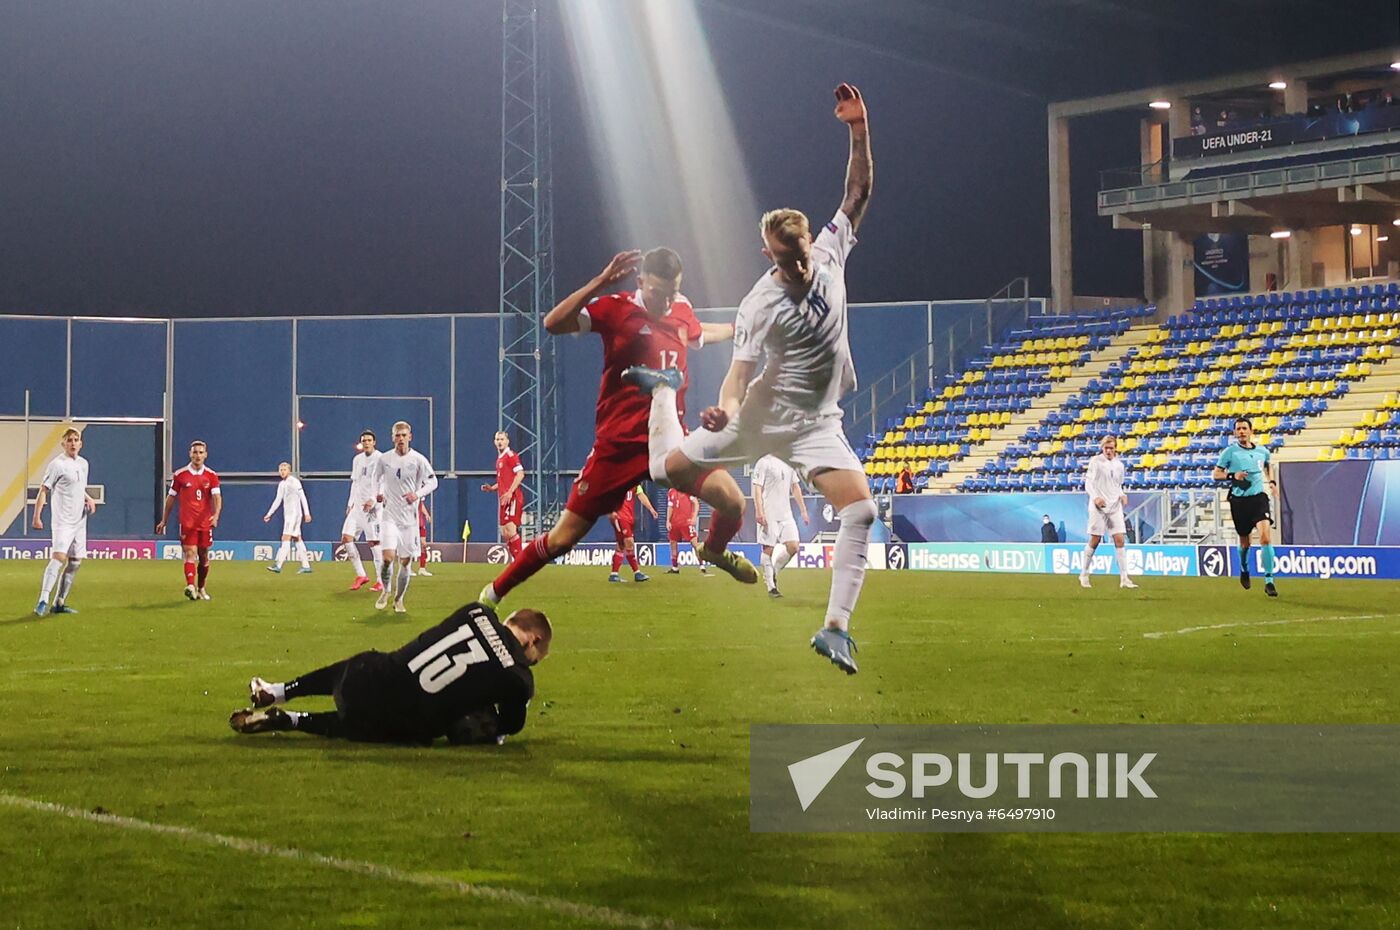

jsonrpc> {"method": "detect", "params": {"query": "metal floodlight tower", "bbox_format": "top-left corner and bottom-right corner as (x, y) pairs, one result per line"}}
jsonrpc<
(499, 0), (560, 530)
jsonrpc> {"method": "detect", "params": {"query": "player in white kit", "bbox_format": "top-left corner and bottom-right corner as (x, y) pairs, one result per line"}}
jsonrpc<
(1080, 434), (1136, 589)
(752, 455), (810, 598)
(264, 462), (313, 573)
(625, 83), (874, 674)
(339, 430), (384, 592)
(32, 428), (96, 616)
(375, 420), (437, 613)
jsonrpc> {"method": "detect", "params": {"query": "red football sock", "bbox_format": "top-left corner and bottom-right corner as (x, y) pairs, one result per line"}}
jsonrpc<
(611, 551), (625, 573)
(419, 549), (428, 568)
(626, 553), (639, 572)
(492, 536), (553, 599)
(705, 509), (742, 553)
(184, 561), (196, 586)
(196, 559), (209, 588)
(508, 535), (523, 559)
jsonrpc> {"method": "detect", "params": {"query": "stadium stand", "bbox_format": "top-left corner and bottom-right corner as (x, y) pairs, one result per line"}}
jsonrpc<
(862, 283), (1400, 493)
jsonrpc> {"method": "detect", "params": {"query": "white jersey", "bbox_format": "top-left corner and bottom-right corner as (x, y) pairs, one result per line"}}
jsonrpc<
(265, 476), (309, 522)
(752, 455), (798, 524)
(41, 454), (90, 528)
(733, 210), (858, 418)
(348, 450), (383, 512)
(377, 448), (437, 526)
(1085, 453), (1126, 510)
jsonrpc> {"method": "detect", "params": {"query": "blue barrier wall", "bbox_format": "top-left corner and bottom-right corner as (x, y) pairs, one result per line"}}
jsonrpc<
(3, 301), (1029, 549)
(1281, 460), (1400, 546)
(892, 491), (1156, 544)
(173, 320), (294, 473)
(0, 317), (68, 416)
(72, 320), (166, 418)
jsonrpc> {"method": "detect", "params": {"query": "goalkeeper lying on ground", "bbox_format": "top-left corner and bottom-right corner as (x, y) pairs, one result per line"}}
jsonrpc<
(229, 602), (551, 745)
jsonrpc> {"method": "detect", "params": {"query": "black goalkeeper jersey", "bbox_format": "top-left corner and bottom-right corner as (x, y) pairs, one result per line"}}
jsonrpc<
(390, 603), (535, 739)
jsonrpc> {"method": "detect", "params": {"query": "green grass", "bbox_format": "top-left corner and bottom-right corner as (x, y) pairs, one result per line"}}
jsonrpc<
(2, 561), (1399, 929)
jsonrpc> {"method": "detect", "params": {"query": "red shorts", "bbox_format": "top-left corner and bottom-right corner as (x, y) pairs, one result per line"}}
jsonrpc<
(180, 526), (213, 549)
(565, 441), (648, 523)
(667, 521), (695, 543)
(498, 490), (524, 526)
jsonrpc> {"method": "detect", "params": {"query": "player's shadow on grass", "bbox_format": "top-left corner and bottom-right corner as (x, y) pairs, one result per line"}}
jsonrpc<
(0, 613), (48, 627)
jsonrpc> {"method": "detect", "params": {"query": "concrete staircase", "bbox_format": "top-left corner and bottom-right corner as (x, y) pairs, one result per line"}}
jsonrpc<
(1274, 355), (1400, 462)
(923, 324), (1162, 492)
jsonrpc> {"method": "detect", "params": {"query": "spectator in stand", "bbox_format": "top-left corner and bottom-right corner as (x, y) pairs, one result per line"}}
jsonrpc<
(1040, 514), (1058, 544)
(895, 464), (915, 494)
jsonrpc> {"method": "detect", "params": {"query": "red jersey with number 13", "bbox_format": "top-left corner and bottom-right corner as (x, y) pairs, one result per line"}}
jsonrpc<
(170, 465), (220, 530)
(580, 290), (702, 448)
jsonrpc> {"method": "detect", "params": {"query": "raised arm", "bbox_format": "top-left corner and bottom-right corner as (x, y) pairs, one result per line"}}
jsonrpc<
(543, 251), (641, 335)
(834, 83), (872, 233)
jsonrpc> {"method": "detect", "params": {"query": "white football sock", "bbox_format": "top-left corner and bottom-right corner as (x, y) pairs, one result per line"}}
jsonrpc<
(295, 540), (310, 568)
(38, 558), (63, 602)
(347, 542), (365, 577)
(379, 558), (393, 586)
(773, 545), (795, 577)
(1114, 544), (1129, 580)
(275, 541), (290, 569)
(1080, 543), (1096, 577)
(395, 561), (412, 601)
(825, 499), (877, 632)
(56, 559), (81, 603)
(647, 385), (685, 485)
(761, 551), (773, 588)
(370, 543), (383, 567)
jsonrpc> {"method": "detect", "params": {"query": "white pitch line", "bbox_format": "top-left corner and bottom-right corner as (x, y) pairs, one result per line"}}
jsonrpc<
(0, 793), (704, 930)
(1143, 614), (1393, 639)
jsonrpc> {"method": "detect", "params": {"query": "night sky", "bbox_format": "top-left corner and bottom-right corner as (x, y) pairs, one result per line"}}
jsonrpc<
(2, 0), (1397, 317)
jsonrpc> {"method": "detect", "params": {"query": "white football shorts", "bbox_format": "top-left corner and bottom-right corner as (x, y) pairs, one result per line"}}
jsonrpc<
(380, 519), (421, 558)
(1087, 504), (1127, 538)
(51, 522), (87, 560)
(340, 506), (382, 541)
(679, 409), (862, 483)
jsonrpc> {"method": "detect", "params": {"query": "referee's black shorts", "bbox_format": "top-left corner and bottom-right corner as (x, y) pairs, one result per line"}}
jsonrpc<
(1228, 491), (1272, 537)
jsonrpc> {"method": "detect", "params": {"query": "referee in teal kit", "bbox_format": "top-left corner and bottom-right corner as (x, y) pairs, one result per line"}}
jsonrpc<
(1212, 417), (1278, 597)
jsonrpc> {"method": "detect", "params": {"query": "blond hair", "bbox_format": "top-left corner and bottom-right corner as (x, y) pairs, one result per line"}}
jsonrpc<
(392, 421), (412, 434)
(760, 208), (810, 243)
(61, 427), (81, 441)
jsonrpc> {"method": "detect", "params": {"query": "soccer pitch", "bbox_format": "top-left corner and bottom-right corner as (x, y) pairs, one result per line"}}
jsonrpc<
(2, 561), (1399, 929)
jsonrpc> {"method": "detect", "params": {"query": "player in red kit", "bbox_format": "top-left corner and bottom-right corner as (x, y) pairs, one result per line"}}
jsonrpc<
(481, 430), (526, 560)
(608, 485), (658, 583)
(156, 440), (223, 601)
(480, 248), (733, 606)
(664, 488), (711, 575)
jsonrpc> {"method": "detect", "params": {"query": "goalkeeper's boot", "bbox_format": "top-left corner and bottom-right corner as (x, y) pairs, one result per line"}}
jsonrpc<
(620, 365), (684, 395)
(698, 546), (759, 585)
(249, 676), (284, 708)
(229, 707), (294, 734)
(1239, 564), (1251, 590)
(811, 627), (859, 675)
(1265, 581), (1278, 597)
